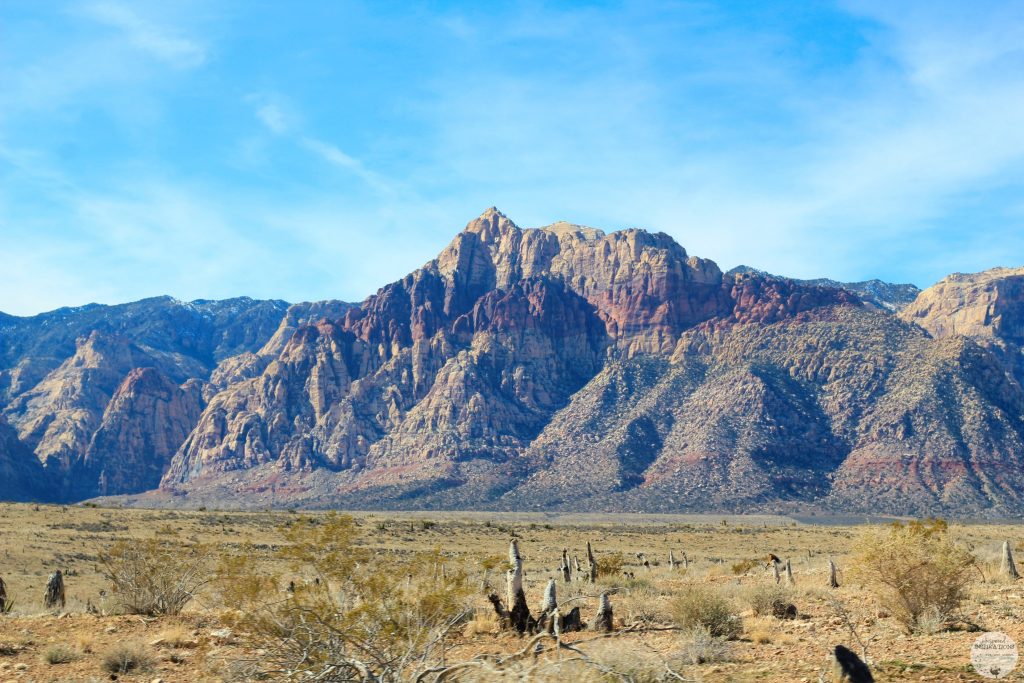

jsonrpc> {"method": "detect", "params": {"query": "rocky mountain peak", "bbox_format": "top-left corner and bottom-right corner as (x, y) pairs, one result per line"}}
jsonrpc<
(900, 266), (1024, 341)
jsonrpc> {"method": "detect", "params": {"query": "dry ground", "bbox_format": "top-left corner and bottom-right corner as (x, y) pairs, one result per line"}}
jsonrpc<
(0, 503), (1022, 682)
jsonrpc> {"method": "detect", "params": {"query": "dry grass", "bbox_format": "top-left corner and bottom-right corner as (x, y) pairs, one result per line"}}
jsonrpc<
(1, 504), (1023, 681)
(156, 623), (196, 648)
(74, 633), (95, 654)
(42, 643), (80, 664)
(101, 641), (155, 674)
(669, 583), (742, 639)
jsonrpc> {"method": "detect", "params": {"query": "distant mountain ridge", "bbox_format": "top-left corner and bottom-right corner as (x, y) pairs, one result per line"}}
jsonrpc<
(3, 209), (1024, 517)
(726, 265), (921, 311)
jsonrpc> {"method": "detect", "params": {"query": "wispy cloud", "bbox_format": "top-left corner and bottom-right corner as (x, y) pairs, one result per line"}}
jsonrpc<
(80, 2), (206, 68)
(248, 93), (394, 193)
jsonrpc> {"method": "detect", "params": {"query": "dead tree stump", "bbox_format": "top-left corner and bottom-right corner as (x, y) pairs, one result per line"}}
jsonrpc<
(537, 579), (558, 633)
(0, 575), (9, 613)
(586, 541), (598, 584)
(772, 561), (781, 585)
(1001, 540), (1019, 580)
(828, 558), (840, 589)
(487, 592), (511, 630)
(591, 591), (613, 632)
(668, 550), (677, 571)
(561, 606), (584, 632)
(506, 539), (531, 633)
(785, 559), (795, 586)
(44, 570), (65, 610)
(560, 548), (571, 583)
(832, 644), (874, 682)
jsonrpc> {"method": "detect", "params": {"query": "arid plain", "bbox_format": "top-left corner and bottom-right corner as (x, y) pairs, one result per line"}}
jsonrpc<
(1, 503), (1023, 682)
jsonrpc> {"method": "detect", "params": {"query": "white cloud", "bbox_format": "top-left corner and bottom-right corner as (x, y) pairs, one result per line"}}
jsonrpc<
(81, 2), (206, 68)
(256, 103), (289, 134)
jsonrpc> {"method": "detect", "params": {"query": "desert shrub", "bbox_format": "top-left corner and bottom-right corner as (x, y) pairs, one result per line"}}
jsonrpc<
(217, 513), (475, 682)
(680, 624), (733, 664)
(99, 537), (211, 615)
(597, 551), (626, 578)
(743, 583), (793, 617)
(587, 639), (689, 681)
(731, 558), (759, 575)
(848, 519), (974, 633)
(42, 644), (79, 664)
(156, 624), (195, 648)
(669, 584), (741, 639)
(102, 642), (155, 674)
(618, 581), (670, 625)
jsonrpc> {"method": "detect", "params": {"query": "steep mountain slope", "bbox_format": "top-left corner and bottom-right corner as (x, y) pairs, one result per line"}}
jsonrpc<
(0, 297), (299, 500)
(164, 209), (730, 491)
(81, 368), (204, 497)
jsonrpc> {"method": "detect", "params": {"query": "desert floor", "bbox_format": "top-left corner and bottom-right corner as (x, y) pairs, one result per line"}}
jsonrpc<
(0, 503), (1022, 682)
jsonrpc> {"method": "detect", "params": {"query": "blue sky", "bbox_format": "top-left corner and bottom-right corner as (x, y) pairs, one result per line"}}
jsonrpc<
(3, 1), (1024, 315)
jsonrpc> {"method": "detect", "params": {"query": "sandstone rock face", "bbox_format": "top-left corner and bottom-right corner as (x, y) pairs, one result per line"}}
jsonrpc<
(3, 332), (166, 477)
(900, 267), (1024, 341)
(81, 368), (204, 497)
(900, 266), (1024, 389)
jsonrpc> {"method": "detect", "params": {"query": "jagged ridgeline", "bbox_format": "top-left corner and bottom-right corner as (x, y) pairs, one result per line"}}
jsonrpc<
(3, 209), (1024, 516)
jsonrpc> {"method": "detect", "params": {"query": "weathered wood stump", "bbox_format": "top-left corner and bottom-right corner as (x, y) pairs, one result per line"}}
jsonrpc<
(44, 570), (65, 610)
(487, 592), (510, 630)
(1001, 540), (1019, 580)
(506, 540), (531, 633)
(586, 541), (598, 584)
(560, 548), (571, 583)
(772, 561), (782, 585)
(668, 550), (677, 571)
(561, 606), (584, 632)
(537, 579), (558, 633)
(832, 644), (874, 682)
(828, 558), (840, 589)
(785, 559), (795, 586)
(0, 575), (9, 613)
(591, 591), (613, 632)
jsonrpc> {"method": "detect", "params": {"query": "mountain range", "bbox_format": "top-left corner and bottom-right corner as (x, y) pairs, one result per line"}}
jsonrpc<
(3, 208), (1024, 517)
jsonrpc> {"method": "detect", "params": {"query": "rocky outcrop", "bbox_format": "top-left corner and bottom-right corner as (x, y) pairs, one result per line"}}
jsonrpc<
(900, 267), (1024, 341)
(727, 265), (921, 311)
(80, 368), (204, 497)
